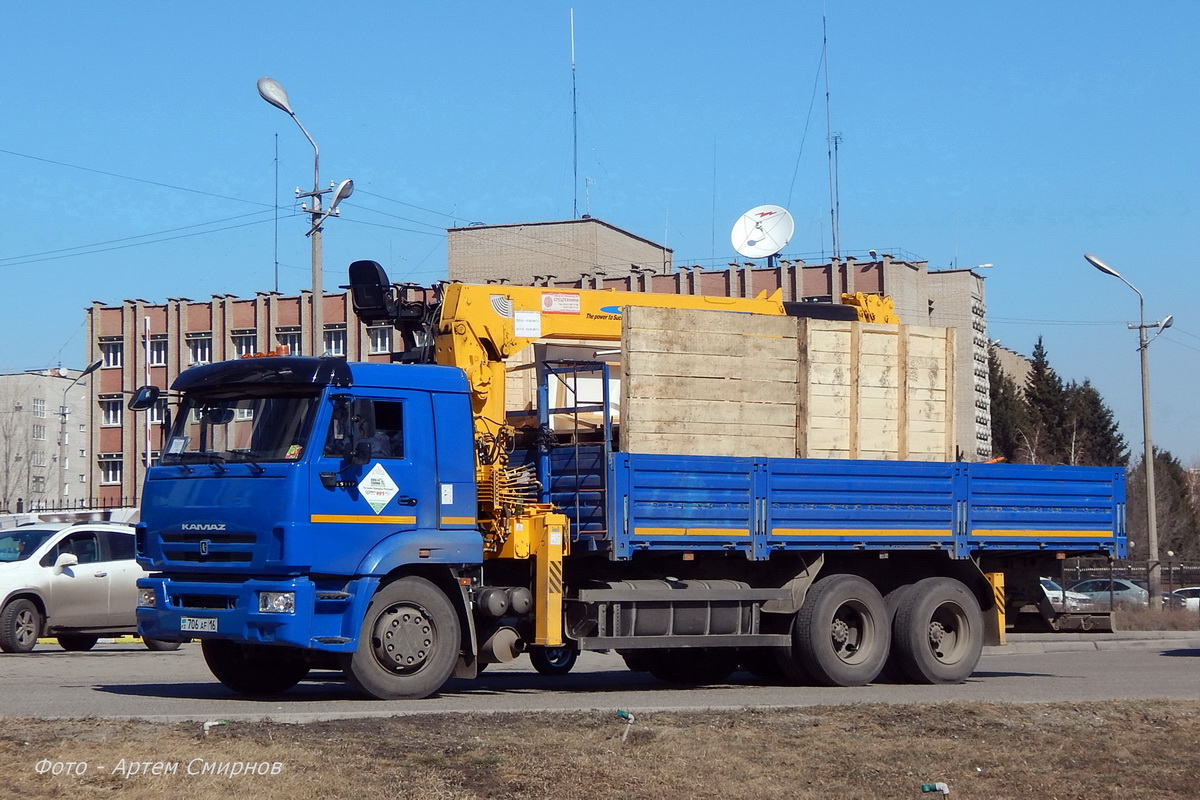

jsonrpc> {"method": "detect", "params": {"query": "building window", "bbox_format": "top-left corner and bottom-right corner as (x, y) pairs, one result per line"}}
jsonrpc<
(99, 456), (123, 485)
(232, 332), (258, 358)
(368, 326), (393, 355)
(101, 398), (123, 426)
(149, 398), (168, 425)
(32, 475), (45, 493)
(30, 450), (46, 467)
(32, 398), (46, 418)
(186, 333), (213, 366)
(100, 341), (123, 368)
(324, 326), (347, 357)
(276, 328), (302, 356)
(32, 424), (46, 440)
(148, 336), (169, 366)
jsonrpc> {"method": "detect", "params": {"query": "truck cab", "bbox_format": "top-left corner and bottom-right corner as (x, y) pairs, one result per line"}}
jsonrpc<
(135, 356), (481, 688)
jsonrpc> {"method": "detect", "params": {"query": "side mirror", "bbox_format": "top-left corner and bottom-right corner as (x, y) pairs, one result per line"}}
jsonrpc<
(128, 385), (162, 411)
(348, 440), (372, 467)
(199, 406), (236, 425)
(54, 552), (79, 572)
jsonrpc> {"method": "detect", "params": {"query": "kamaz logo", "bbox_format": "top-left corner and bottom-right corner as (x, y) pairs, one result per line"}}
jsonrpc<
(181, 523), (227, 531)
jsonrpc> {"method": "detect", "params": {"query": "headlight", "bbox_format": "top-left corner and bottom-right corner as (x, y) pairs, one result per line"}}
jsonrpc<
(136, 587), (157, 608)
(258, 591), (296, 614)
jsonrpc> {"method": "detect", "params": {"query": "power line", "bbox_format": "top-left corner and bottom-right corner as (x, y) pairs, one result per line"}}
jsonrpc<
(0, 210), (279, 265)
(0, 147), (273, 207)
(353, 189), (460, 221)
(0, 218), (275, 268)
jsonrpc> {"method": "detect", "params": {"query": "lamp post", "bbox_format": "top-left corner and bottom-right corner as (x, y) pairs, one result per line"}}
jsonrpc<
(1085, 253), (1173, 608)
(60, 358), (103, 508)
(257, 77), (354, 357)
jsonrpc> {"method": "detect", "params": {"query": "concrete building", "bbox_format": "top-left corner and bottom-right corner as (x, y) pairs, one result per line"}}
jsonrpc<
(84, 291), (410, 506)
(85, 218), (995, 504)
(0, 368), (95, 512)
(448, 218), (672, 287)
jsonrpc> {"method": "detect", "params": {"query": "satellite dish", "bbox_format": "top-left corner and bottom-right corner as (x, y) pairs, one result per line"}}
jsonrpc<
(731, 205), (794, 259)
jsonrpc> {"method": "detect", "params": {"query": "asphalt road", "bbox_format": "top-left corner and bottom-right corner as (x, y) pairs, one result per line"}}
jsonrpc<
(3, 635), (1200, 722)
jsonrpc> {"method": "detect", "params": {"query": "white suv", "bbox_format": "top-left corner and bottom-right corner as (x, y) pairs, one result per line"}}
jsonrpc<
(0, 521), (180, 653)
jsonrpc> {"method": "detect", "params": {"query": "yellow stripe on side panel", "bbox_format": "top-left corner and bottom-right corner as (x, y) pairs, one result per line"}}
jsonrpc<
(772, 529), (948, 538)
(633, 528), (751, 538)
(311, 514), (417, 525)
(440, 516), (477, 526)
(970, 529), (1113, 539)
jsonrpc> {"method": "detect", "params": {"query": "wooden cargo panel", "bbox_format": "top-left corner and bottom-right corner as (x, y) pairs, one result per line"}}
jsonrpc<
(621, 307), (955, 461)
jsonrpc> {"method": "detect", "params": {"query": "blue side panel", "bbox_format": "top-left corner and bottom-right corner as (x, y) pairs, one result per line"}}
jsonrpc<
(611, 453), (757, 559)
(765, 458), (959, 552)
(964, 463), (1125, 557)
(602, 453), (1124, 561)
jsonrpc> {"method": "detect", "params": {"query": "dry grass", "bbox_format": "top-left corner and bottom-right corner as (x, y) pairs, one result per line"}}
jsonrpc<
(1115, 607), (1200, 631)
(5, 701), (1200, 800)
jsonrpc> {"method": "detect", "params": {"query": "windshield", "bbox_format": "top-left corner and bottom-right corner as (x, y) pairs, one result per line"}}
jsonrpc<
(160, 390), (322, 466)
(0, 530), (53, 563)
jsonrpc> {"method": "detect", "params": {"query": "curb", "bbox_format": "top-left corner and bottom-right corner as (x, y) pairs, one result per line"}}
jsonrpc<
(984, 631), (1200, 656)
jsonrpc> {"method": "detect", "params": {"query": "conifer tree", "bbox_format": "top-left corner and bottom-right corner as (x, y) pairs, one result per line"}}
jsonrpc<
(1021, 337), (1067, 464)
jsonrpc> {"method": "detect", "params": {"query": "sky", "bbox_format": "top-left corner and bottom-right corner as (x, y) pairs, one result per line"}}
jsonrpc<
(3, 2), (1198, 463)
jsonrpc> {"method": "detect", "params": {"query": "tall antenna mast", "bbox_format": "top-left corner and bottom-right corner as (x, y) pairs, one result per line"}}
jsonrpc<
(273, 132), (280, 292)
(571, 8), (579, 218)
(823, 13), (841, 259)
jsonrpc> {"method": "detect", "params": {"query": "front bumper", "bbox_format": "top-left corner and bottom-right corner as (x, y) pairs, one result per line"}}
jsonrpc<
(136, 574), (379, 652)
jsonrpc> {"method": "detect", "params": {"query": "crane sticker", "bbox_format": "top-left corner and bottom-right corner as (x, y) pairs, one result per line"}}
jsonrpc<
(358, 463), (400, 514)
(541, 293), (581, 314)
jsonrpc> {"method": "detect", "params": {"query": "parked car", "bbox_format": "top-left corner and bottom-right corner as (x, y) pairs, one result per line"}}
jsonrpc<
(0, 521), (181, 653)
(1172, 587), (1200, 611)
(1068, 577), (1150, 608)
(1040, 578), (1090, 612)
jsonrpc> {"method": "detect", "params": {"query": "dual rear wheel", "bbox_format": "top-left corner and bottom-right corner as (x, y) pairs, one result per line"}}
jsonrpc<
(771, 574), (984, 686)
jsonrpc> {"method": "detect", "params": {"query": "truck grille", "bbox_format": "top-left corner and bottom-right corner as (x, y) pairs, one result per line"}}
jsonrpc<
(160, 530), (256, 564)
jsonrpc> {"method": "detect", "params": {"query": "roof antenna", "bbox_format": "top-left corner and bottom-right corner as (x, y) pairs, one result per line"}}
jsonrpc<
(823, 12), (841, 260)
(571, 8), (579, 218)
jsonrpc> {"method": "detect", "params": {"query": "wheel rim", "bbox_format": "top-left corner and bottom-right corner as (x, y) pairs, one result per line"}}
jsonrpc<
(926, 601), (971, 665)
(15, 608), (38, 648)
(371, 602), (437, 674)
(829, 600), (875, 666)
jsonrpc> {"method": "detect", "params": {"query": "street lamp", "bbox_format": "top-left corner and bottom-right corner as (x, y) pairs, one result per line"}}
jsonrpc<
(257, 77), (354, 357)
(1085, 253), (1173, 608)
(60, 358), (103, 508)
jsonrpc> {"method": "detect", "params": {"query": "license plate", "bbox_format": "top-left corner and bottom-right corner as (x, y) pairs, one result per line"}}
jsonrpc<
(181, 616), (218, 633)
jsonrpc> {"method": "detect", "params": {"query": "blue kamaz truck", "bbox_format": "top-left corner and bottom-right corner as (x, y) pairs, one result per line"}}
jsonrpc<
(133, 263), (1125, 699)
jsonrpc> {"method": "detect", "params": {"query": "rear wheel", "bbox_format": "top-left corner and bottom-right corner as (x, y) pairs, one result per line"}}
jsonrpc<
(340, 576), (460, 700)
(892, 577), (983, 684)
(789, 574), (889, 686)
(529, 643), (579, 676)
(57, 634), (99, 651)
(740, 648), (789, 682)
(0, 599), (42, 653)
(647, 649), (739, 685)
(877, 584), (915, 682)
(144, 638), (182, 652)
(201, 640), (311, 694)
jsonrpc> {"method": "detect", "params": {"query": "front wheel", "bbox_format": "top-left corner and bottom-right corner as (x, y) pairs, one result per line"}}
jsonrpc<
(57, 634), (99, 651)
(201, 640), (311, 694)
(789, 574), (889, 687)
(529, 643), (579, 676)
(892, 577), (984, 684)
(340, 576), (460, 700)
(0, 599), (42, 653)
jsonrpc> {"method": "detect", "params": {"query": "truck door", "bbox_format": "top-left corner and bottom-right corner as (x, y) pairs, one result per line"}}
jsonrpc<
(307, 391), (438, 575)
